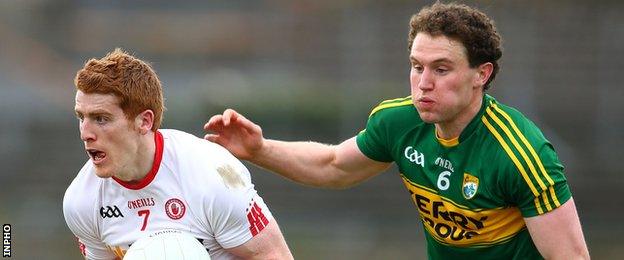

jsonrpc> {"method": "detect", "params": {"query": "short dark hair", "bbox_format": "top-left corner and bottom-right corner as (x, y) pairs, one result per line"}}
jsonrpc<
(408, 3), (502, 90)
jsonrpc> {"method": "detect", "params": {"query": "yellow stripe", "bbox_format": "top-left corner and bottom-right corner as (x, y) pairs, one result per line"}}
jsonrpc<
(401, 174), (503, 212)
(427, 226), (523, 248)
(401, 174), (440, 194)
(549, 186), (560, 207)
(380, 96), (411, 104)
(481, 116), (539, 197)
(369, 99), (413, 117)
(109, 245), (124, 258)
(402, 176), (526, 247)
(481, 115), (544, 215)
(486, 107), (547, 191)
(483, 112), (549, 213)
(541, 190), (553, 211)
(492, 104), (560, 207)
(534, 197), (544, 215)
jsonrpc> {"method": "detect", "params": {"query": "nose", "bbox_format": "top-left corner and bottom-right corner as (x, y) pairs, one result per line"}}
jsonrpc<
(80, 120), (96, 142)
(417, 68), (434, 90)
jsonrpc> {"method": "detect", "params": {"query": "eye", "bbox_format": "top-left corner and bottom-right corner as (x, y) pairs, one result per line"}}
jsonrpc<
(95, 115), (108, 124)
(435, 67), (449, 74)
(412, 64), (424, 73)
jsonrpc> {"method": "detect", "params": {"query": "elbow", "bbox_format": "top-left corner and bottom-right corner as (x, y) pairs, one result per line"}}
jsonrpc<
(301, 178), (352, 190)
(543, 246), (590, 260)
(569, 238), (590, 259)
(576, 247), (591, 260)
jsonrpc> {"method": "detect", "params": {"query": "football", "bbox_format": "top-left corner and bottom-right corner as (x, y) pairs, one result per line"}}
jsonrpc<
(123, 230), (210, 260)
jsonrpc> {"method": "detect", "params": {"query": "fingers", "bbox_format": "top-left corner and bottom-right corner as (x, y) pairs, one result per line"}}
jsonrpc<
(235, 114), (260, 134)
(221, 109), (235, 126)
(205, 108), (261, 136)
(204, 115), (224, 132)
(204, 133), (219, 143)
(219, 109), (257, 130)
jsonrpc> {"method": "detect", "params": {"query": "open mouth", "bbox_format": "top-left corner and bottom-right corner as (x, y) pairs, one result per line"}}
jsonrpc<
(86, 149), (107, 164)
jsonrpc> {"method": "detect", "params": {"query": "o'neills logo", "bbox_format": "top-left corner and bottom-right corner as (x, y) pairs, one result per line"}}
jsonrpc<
(127, 197), (156, 209)
(165, 198), (186, 220)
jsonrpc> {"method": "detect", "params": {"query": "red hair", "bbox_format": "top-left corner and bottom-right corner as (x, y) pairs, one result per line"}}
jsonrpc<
(74, 48), (164, 130)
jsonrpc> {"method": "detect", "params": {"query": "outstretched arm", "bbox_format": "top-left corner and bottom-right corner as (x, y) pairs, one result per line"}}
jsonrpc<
(204, 109), (391, 188)
(524, 198), (590, 259)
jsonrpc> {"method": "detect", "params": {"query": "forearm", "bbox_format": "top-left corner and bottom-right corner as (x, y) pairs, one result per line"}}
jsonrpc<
(251, 139), (347, 188)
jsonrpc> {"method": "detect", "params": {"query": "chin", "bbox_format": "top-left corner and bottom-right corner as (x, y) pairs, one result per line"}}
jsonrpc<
(417, 111), (439, 124)
(93, 167), (114, 179)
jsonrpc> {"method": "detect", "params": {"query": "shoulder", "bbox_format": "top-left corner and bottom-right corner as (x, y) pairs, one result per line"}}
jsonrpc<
(479, 96), (568, 205)
(366, 96), (424, 127)
(481, 96), (549, 144)
(63, 161), (101, 234)
(479, 96), (556, 168)
(160, 129), (206, 149)
(159, 129), (253, 189)
(160, 129), (232, 155)
(369, 96), (414, 115)
(369, 96), (418, 117)
(64, 162), (100, 211)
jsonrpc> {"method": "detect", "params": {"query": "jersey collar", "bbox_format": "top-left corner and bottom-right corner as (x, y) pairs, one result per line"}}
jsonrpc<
(113, 130), (164, 190)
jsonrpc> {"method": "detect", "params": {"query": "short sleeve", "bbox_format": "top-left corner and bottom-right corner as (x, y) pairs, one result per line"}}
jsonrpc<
(63, 185), (116, 260)
(205, 149), (274, 249)
(503, 141), (572, 218)
(356, 110), (394, 162)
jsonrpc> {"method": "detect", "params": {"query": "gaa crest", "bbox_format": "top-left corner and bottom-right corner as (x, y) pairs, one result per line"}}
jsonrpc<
(462, 173), (479, 200)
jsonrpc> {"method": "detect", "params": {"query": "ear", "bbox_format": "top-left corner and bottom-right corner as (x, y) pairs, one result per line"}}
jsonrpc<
(134, 110), (155, 135)
(474, 62), (494, 88)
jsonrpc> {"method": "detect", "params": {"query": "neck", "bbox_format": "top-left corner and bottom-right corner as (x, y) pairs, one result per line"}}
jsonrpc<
(116, 131), (156, 183)
(435, 94), (483, 140)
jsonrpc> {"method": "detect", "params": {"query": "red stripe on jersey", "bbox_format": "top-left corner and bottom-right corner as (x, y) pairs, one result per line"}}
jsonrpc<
(113, 131), (164, 190)
(246, 201), (269, 236)
(75, 236), (86, 256)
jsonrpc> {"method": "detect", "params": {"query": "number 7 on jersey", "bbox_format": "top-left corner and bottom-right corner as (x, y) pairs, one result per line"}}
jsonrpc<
(138, 210), (150, 231)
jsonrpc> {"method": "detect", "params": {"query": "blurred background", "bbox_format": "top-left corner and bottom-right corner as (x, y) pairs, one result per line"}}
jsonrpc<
(0, 0), (622, 259)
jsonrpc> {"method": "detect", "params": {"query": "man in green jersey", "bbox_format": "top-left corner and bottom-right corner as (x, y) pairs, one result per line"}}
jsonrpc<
(204, 2), (589, 259)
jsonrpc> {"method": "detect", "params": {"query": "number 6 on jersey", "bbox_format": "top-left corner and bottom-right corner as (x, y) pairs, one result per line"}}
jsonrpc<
(437, 171), (452, 190)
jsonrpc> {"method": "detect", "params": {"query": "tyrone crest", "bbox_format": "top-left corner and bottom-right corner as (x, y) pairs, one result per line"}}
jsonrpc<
(165, 198), (186, 220)
(462, 173), (479, 200)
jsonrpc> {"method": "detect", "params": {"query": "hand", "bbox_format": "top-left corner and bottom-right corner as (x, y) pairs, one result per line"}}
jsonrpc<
(204, 109), (264, 160)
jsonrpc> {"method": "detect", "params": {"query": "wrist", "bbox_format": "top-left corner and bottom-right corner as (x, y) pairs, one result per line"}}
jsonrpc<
(251, 138), (273, 164)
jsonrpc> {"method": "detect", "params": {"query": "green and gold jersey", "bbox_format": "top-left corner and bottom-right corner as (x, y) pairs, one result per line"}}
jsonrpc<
(356, 95), (571, 259)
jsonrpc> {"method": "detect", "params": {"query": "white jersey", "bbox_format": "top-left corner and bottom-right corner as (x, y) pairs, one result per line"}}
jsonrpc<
(63, 129), (274, 260)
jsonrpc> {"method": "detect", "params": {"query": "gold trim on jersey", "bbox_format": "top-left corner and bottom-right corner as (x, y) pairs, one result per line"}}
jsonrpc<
(401, 175), (525, 247)
(435, 129), (460, 147)
(108, 245), (126, 258)
(369, 96), (412, 117)
(481, 102), (560, 215)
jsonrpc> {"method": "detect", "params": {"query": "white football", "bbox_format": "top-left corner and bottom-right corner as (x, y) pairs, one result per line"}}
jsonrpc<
(123, 230), (210, 260)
